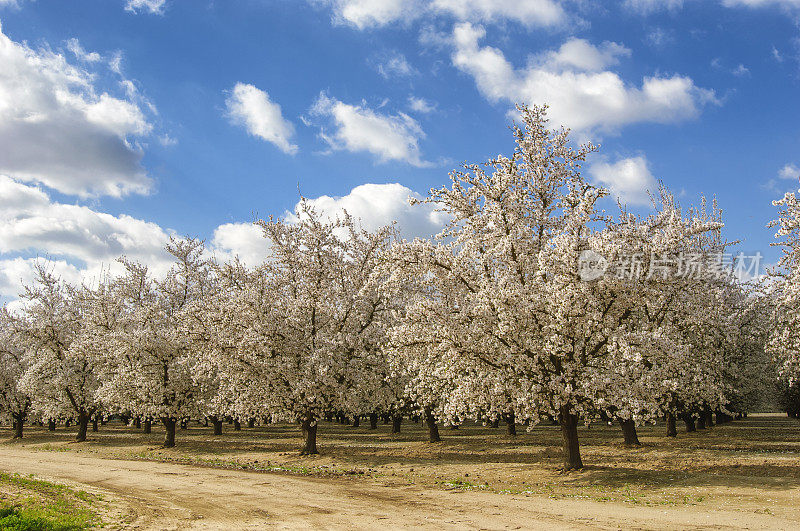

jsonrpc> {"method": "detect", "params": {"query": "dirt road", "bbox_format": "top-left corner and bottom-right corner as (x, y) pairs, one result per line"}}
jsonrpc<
(1, 447), (796, 530)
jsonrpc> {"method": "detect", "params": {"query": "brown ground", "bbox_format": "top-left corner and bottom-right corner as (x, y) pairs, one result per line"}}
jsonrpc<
(2, 413), (799, 529)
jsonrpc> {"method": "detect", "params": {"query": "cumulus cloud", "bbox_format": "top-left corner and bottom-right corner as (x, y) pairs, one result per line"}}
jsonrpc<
(225, 83), (298, 155)
(589, 156), (658, 206)
(210, 222), (269, 268)
(287, 183), (448, 240)
(0, 175), (174, 300)
(0, 23), (155, 197)
(124, 0), (166, 14)
(451, 23), (716, 135)
(314, 0), (566, 29)
(309, 93), (430, 167)
(211, 183), (448, 266)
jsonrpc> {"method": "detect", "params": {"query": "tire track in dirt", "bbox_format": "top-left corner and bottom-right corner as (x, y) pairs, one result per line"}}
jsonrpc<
(1, 448), (796, 530)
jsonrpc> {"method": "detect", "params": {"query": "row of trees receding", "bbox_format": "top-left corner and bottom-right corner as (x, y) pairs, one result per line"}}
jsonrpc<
(1, 105), (784, 470)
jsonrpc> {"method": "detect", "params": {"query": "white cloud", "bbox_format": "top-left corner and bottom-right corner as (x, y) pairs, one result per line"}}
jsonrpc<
(451, 23), (716, 135)
(374, 51), (416, 78)
(210, 222), (269, 268)
(315, 0), (566, 29)
(0, 175), (173, 300)
(125, 0), (166, 14)
(589, 156), (658, 206)
(732, 63), (750, 76)
(408, 96), (436, 114)
(722, 0), (800, 8)
(66, 38), (101, 63)
(622, 0), (684, 14)
(778, 163), (799, 180)
(309, 93), (431, 167)
(286, 183), (448, 240)
(0, 23), (155, 197)
(545, 38), (630, 71)
(225, 83), (298, 155)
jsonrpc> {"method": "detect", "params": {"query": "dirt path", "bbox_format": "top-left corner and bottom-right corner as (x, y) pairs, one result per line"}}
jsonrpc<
(1, 447), (796, 530)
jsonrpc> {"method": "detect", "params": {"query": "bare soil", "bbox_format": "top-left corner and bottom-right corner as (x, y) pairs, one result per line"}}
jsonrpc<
(2, 413), (799, 529)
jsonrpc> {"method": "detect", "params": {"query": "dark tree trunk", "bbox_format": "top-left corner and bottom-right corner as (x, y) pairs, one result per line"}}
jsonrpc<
(300, 416), (318, 455)
(682, 414), (696, 432)
(352, 415), (360, 428)
(369, 413), (378, 430)
(382, 414), (390, 424)
(92, 417), (99, 432)
(424, 407), (440, 443)
(47, 419), (56, 432)
(666, 412), (677, 437)
(619, 418), (641, 446)
(696, 414), (706, 430)
(162, 418), (176, 448)
(491, 417), (500, 429)
(391, 415), (402, 434)
(209, 416), (223, 435)
(505, 412), (516, 436)
(76, 411), (90, 442)
(247, 418), (255, 429)
(558, 407), (583, 470)
(134, 417), (141, 429)
(704, 410), (714, 427)
(143, 418), (152, 434)
(12, 414), (23, 439)
(233, 419), (241, 431)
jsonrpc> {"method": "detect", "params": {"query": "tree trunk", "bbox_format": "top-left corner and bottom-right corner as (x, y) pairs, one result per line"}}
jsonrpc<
(210, 416), (223, 435)
(143, 418), (152, 434)
(424, 407), (440, 443)
(300, 416), (318, 455)
(233, 419), (241, 431)
(696, 414), (706, 430)
(12, 414), (23, 439)
(352, 415), (360, 428)
(247, 418), (255, 429)
(134, 417), (141, 429)
(491, 417), (500, 429)
(369, 413), (378, 430)
(682, 414), (696, 432)
(666, 412), (677, 437)
(47, 419), (56, 432)
(382, 414), (390, 424)
(705, 410), (714, 427)
(505, 412), (516, 436)
(619, 418), (641, 446)
(391, 415), (402, 434)
(558, 407), (583, 470)
(162, 418), (176, 448)
(76, 411), (90, 442)
(92, 417), (99, 432)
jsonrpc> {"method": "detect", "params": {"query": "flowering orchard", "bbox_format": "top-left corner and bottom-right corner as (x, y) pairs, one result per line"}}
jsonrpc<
(0, 106), (782, 469)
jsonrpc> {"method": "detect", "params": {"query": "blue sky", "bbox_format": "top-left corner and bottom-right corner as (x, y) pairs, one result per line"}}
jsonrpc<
(1, 0), (799, 304)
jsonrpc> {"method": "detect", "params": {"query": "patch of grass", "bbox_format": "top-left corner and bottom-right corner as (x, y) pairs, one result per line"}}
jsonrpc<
(0, 473), (101, 529)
